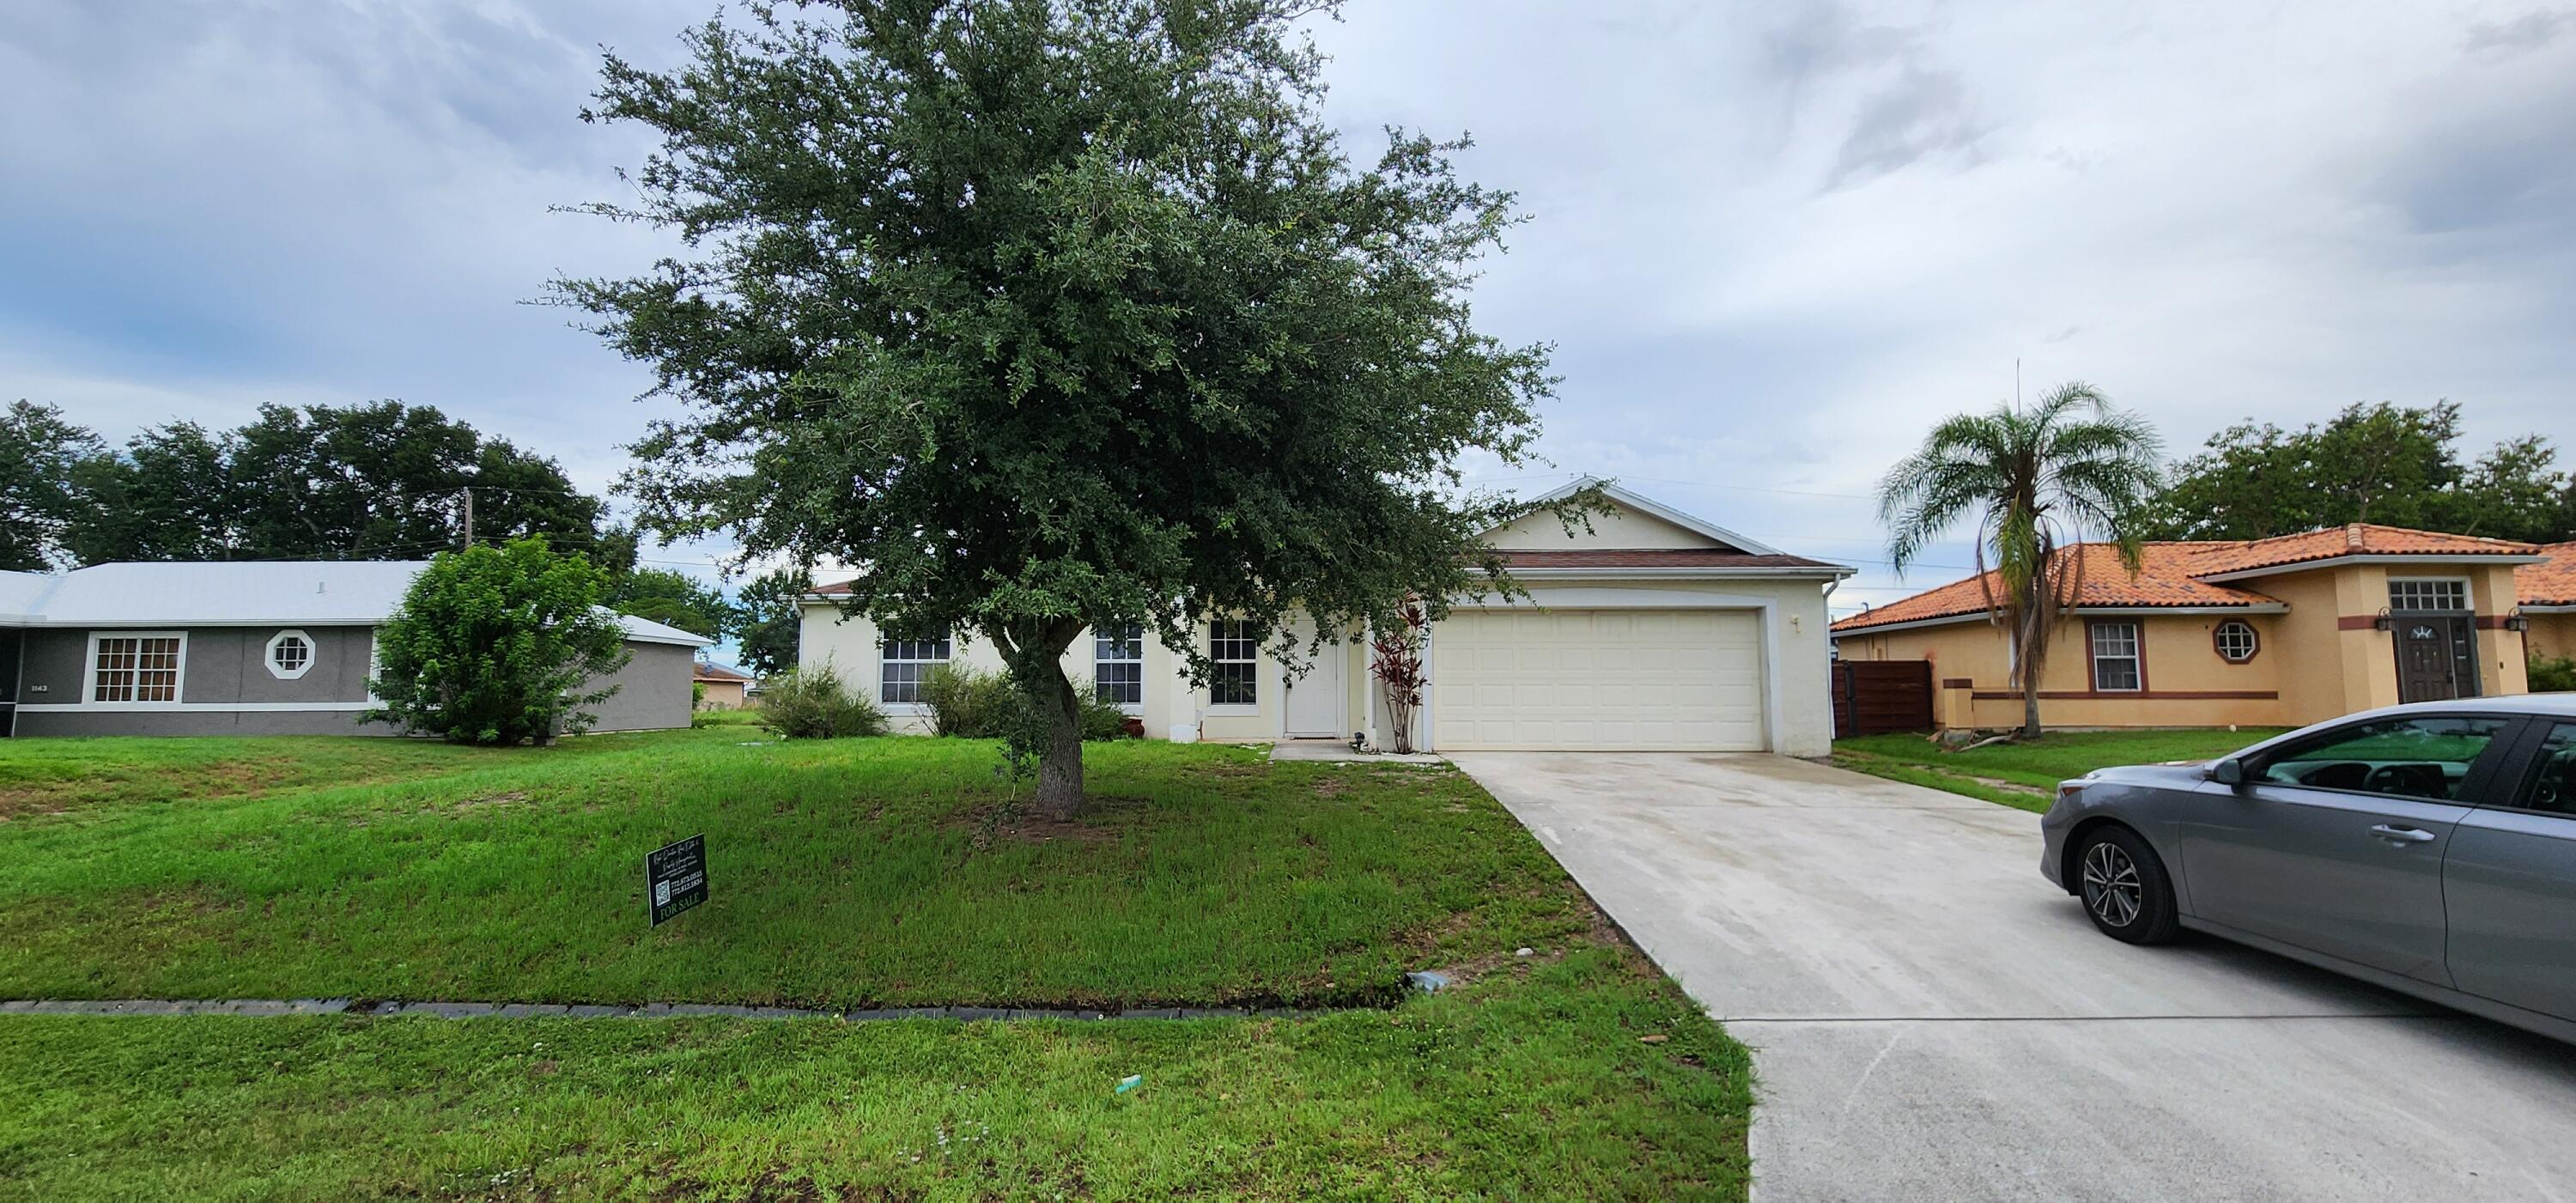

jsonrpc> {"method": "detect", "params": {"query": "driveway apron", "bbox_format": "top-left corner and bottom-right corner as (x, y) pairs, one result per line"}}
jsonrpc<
(1452, 751), (2576, 1202)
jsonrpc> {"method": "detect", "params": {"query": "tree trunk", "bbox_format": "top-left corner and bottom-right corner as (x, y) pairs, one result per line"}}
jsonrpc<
(1029, 657), (1086, 820)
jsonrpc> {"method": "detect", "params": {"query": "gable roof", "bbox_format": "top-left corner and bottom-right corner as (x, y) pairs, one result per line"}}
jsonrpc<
(0, 561), (710, 647)
(1834, 524), (2543, 635)
(1515, 476), (1783, 556)
(2524, 543), (2576, 608)
(1492, 549), (1846, 573)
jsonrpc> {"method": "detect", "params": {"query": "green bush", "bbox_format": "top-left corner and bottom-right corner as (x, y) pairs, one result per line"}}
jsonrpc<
(363, 538), (630, 745)
(919, 664), (1136, 742)
(756, 662), (888, 738)
(920, 664), (1023, 738)
(1078, 689), (1136, 741)
(2531, 653), (2576, 693)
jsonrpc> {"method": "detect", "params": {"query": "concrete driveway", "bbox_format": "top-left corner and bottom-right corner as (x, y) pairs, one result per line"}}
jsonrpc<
(1452, 751), (2576, 1201)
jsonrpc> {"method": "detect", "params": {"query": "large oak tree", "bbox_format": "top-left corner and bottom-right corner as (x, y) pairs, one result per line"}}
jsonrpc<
(558, 0), (1559, 815)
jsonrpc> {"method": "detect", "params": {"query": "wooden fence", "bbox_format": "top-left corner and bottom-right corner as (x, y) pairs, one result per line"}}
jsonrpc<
(1831, 659), (1935, 738)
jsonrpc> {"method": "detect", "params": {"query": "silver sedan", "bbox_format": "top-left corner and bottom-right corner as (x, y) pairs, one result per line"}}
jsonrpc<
(2042, 696), (2576, 1043)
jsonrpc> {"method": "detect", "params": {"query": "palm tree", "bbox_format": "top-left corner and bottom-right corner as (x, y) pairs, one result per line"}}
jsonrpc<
(1878, 383), (2163, 738)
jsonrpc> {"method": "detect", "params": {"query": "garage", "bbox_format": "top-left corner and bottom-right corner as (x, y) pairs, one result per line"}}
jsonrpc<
(1429, 608), (1768, 750)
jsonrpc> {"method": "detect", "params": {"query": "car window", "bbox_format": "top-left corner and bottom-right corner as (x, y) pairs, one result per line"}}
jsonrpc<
(2253, 715), (2511, 801)
(2514, 723), (2576, 816)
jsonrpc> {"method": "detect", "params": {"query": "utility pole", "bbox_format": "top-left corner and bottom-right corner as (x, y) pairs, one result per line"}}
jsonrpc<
(461, 487), (474, 550)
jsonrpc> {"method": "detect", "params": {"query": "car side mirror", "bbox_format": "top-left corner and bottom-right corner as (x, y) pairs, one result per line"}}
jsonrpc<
(2207, 758), (2245, 787)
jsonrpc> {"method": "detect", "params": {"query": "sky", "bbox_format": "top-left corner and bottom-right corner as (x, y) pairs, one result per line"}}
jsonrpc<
(5, 0), (2573, 625)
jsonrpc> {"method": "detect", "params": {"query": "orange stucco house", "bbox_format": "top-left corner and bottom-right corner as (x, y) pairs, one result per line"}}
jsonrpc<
(1832, 524), (2557, 732)
(2524, 542), (2576, 665)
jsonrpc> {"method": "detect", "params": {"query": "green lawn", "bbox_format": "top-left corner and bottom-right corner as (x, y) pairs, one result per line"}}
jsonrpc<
(1832, 727), (2290, 811)
(0, 730), (1749, 1199)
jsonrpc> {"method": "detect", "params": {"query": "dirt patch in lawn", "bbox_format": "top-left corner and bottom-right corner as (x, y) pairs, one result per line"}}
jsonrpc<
(945, 797), (1144, 849)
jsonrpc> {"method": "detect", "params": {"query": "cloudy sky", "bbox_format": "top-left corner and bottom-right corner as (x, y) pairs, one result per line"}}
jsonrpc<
(5, 1), (2572, 618)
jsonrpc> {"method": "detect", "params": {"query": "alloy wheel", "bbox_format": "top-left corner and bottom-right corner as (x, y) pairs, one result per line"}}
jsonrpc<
(2081, 841), (2142, 928)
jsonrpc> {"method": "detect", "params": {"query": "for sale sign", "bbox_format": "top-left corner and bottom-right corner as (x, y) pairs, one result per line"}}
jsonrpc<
(647, 835), (708, 927)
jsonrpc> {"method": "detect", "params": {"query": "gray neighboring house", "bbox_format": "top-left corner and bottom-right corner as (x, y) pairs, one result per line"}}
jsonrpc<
(0, 561), (708, 738)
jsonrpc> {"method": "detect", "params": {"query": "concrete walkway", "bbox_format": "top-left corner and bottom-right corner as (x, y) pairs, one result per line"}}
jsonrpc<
(1453, 751), (2576, 1202)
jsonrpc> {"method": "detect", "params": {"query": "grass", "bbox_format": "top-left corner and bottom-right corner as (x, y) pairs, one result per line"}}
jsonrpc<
(0, 730), (1750, 1199)
(1832, 727), (2291, 811)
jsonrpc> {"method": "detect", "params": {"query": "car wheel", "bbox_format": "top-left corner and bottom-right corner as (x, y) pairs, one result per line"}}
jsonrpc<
(2075, 825), (2179, 945)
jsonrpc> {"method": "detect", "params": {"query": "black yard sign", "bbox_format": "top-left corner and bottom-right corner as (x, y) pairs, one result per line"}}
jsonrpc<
(646, 835), (708, 927)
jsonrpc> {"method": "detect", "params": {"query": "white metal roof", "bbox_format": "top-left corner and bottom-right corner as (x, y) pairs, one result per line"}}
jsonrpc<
(0, 561), (709, 647)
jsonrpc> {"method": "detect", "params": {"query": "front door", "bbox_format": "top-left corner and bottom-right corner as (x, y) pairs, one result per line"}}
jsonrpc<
(2178, 714), (2515, 983)
(1284, 620), (1347, 738)
(2394, 614), (2475, 702)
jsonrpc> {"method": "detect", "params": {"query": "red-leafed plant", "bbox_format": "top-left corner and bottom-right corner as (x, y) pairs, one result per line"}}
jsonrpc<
(1370, 596), (1430, 754)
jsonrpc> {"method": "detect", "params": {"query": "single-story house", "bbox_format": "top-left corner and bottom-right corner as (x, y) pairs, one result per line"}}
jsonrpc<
(0, 561), (709, 738)
(2523, 542), (2576, 665)
(1832, 524), (2547, 730)
(798, 480), (1855, 756)
(692, 660), (756, 709)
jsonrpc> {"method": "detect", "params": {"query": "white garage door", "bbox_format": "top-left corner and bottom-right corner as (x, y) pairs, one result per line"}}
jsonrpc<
(1430, 609), (1766, 750)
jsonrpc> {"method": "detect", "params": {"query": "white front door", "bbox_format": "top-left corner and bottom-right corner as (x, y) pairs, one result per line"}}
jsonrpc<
(1285, 620), (1348, 738)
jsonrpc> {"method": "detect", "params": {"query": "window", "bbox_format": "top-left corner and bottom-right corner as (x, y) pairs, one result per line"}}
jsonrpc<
(90, 634), (185, 702)
(2389, 579), (2469, 612)
(266, 629), (316, 680)
(2212, 620), (2258, 664)
(2253, 715), (2510, 800)
(880, 629), (951, 705)
(2516, 723), (2576, 816)
(1210, 619), (1259, 708)
(2089, 622), (2142, 692)
(1094, 623), (1144, 708)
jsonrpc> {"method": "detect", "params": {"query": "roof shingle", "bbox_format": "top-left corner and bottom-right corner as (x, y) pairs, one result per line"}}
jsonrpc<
(2523, 542), (2576, 607)
(1835, 525), (2544, 634)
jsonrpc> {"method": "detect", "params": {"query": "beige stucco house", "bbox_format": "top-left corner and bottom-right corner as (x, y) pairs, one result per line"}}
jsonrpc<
(797, 480), (1855, 755)
(2523, 542), (2576, 666)
(1832, 524), (2549, 731)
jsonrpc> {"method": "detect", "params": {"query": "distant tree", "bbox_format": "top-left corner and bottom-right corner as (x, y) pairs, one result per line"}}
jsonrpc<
(0, 401), (104, 570)
(58, 400), (616, 564)
(606, 566), (738, 639)
(558, 0), (1559, 816)
(364, 538), (630, 744)
(732, 567), (809, 678)
(2147, 401), (2570, 543)
(62, 422), (240, 563)
(1879, 384), (2164, 738)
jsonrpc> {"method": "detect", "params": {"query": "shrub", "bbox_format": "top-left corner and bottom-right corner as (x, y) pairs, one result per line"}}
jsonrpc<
(920, 663), (1136, 742)
(920, 664), (1022, 738)
(363, 538), (629, 745)
(2532, 653), (2576, 693)
(756, 662), (888, 738)
(1077, 688), (1136, 741)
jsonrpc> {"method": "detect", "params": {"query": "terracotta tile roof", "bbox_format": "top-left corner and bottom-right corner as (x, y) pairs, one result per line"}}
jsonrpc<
(1492, 549), (1844, 571)
(1834, 523), (2546, 634)
(1832, 544), (2280, 632)
(692, 662), (755, 683)
(2523, 542), (2576, 607)
(808, 580), (855, 597)
(2182, 523), (2539, 576)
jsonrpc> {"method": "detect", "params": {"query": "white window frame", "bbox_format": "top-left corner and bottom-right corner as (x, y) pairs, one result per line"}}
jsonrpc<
(1094, 622), (1145, 713)
(2388, 577), (2471, 613)
(265, 629), (318, 680)
(2213, 619), (2258, 664)
(84, 631), (189, 705)
(1209, 619), (1260, 712)
(879, 628), (951, 709)
(2089, 621), (2142, 693)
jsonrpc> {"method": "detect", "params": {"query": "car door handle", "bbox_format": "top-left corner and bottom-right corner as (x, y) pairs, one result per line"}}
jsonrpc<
(2369, 824), (2438, 844)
